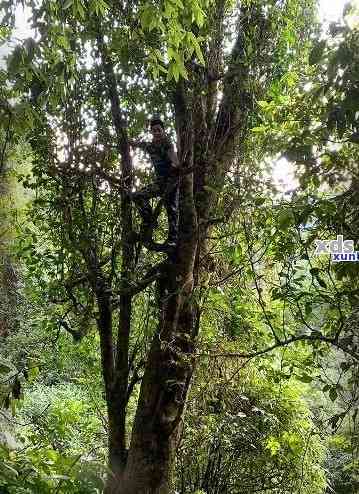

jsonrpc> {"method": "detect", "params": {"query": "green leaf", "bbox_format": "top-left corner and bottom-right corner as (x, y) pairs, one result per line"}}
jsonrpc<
(79, 3), (85, 18)
(63, 0), (73, 9)
(7, 46), (23, 74)
(297, 374), (313, 383)
(309, 40), (326, 65)
(0, 357), (16, 375)
(95, 0), (109, 15)
(251, 126), (267, 133)
(266, 436), (281, 456)
(278, 211), (292, 230)
(191, 1), (205, 27)
(329, 387), (338, 402)
(173, 63), (180, 82)
(228, 245), (242, 264)
(149, 17), (159, 31)
(172, 0), (184, 8)
(24, 38), (36, 61)
(304, 302), (312, 316)
(317, 277), (327, 289)
(2, 463), (19, 477)
(43, 474), (71, 480)
(192, 37), (205, 66)
(254, 197), (266, 206)
(167, 46), (176, 60)
(208, 288), (229, 311)
(28, 366), (40, 383)
(57, 35), (70, 50)
(203, 185), (218, 194)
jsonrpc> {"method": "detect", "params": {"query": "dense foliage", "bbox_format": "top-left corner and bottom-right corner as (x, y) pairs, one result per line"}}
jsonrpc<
(0, 0), (358, 493)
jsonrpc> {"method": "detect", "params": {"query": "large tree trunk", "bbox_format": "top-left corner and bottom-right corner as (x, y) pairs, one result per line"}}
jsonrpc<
(115, 87), (198, 493)
(119, 210), (198, 494)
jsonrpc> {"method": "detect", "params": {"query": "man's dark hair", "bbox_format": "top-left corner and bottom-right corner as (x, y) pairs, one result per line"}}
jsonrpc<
(150, 115), (164, 129)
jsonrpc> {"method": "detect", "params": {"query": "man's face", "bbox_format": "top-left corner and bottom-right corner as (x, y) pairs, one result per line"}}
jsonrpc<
(150, 124), (165, 142)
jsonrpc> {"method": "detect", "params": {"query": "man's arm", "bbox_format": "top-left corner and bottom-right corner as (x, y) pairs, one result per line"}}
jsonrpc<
(128, 139), (149, 151)
(167, 143), (180, 169)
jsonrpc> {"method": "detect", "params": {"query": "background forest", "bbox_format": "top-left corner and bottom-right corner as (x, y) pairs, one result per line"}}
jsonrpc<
(0, 0), (358, 493)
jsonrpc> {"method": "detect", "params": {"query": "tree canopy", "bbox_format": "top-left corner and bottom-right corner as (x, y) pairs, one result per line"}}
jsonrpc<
(0, 0), (358, 493)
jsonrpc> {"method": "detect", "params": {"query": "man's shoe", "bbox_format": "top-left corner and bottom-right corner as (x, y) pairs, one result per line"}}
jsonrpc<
(123, 188), (133, 199)
(164, 239), (177, 251)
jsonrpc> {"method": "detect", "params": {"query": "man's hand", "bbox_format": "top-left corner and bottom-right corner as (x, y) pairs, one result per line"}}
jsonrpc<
(169, 163), (180, 177)
(167, 144), (180, 169)
(128, 139), (148, 151)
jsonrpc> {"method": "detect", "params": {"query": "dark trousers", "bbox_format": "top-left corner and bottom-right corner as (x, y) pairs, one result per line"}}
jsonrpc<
(133, 177), (179, 242)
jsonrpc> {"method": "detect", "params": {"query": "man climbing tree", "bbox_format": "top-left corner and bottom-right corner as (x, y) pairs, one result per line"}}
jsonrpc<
(129, 115), (180, 249)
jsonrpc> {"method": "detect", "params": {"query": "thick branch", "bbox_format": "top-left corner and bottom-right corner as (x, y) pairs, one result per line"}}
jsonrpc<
(112, 261), (167, 303)
(58, 318), (82, 342)
(0, 111), (12, 175)
(199, 334), (359, 361)
(212, 5), (268, 168)
(97, 21), (134, 473)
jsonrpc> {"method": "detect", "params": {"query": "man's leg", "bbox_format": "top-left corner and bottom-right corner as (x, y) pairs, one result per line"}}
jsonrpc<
(132, 182), (162, 241)
(132, 182), (161, 224)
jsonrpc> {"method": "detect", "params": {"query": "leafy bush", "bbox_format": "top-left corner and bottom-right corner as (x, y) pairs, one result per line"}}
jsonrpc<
(0, 442), (106, 494)
(176, 358), (327, 494)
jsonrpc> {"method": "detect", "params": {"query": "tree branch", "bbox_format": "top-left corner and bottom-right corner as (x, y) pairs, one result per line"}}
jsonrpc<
(96, 19), (134, 468)
(0, 110), (12, 175)
(198, 334), (359, 361)
(112, 261), (167, 302)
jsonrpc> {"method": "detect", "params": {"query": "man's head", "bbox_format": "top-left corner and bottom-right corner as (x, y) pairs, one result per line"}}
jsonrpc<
(150, 115), (165, 142)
